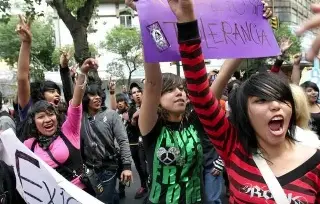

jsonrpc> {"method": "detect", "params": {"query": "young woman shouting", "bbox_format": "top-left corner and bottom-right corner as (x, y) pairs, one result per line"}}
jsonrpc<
(176, 0), (320, 203)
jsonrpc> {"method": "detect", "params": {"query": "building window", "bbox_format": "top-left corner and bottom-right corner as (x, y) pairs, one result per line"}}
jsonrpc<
(119, 11), (132, 27)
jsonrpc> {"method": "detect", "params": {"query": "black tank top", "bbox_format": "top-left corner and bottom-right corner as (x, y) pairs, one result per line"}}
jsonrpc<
(31, 133), (83, 181)
(310, 112), (320, 139)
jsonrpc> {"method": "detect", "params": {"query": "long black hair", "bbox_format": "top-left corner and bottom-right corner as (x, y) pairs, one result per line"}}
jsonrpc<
(300, 80), (320, 95)
(82, 84), (103, 113)
(228, 72), (297, 156)
(30, 80), (61, 103)
(25, 100), (63, 139)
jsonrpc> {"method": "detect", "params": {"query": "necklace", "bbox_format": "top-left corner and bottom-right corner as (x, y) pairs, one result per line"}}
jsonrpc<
(164, 119), (186, 166)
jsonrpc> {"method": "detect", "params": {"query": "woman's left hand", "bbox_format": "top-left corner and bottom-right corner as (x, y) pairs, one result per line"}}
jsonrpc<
(262, 1), (272, 19)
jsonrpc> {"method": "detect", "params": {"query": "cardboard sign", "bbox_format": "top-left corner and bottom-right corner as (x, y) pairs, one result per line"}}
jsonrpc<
(137, 0), (280, 62)
(0, 129), (103, 204)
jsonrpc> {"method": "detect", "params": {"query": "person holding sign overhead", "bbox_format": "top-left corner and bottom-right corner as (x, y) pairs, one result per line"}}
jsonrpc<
(175, 1), (320, 204)
(129, 1), (273, 204)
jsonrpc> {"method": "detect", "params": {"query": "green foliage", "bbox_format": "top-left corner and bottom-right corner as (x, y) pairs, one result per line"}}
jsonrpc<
(0, 0), (10, 23)
(0, 16), (55, 70)
(105, 61), (126, 80)
(51, 44), (98, 67)
(30, 58), (45, 81)
(274, 24), (302, 58)
(65, 0), (87, 12)
(65, 0), (99, 16)
(106, 26), (142, 58)
(105, 26), (143, 86)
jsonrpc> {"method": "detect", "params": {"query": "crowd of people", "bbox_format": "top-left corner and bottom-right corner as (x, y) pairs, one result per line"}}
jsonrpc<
(1, 0), (320, 203)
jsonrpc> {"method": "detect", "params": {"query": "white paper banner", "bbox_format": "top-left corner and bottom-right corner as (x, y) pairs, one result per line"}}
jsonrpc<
(0, 129), (103, 204)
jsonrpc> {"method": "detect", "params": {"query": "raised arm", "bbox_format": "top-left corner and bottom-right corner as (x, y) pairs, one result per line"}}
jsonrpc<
(270, 56), (284, 73)
(270, 38), (292, 77)
(62, 58), (98, 145)
(165, 0), (239, 161)
(178, 21), (235, 156)
(291, 54), (302, 85)
(72, 59), (98, 107)
(108, 79), (117, 110)
(210, 1), (270, 99)
(210, 59), (242, 100)
(138, 62), (162, 136)
(59, 52), (74, 104)
(16, 15), (32, 109)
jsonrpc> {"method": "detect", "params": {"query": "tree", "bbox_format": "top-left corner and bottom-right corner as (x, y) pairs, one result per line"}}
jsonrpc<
(274, 24), (301, 57)
(241, 24), (302, 78)
(1, 0), (101, 85)
(0, 16), (55, 70)
(30, 61), (45, 81)
(105, 25), (143, 88)
(51, 44), (98, 68)
(105, 61), (126, 85)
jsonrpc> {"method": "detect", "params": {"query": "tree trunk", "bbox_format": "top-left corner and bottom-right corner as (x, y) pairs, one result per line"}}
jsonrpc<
(52, 0), (101, 88)
(70, 25), (102, 87)
(127, 71), (133, 90)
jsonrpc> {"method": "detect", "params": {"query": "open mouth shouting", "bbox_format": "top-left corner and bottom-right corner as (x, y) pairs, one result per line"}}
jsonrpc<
(43, 123), (55, 133)
(268, 115), (285, 136)
(53, 98), (60, 106)
(93, 99), (102, 106)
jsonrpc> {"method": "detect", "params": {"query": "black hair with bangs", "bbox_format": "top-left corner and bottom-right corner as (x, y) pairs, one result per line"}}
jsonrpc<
(30, 81), (61, 104)
(300, 81), (320, 93)
(26, 100), (62, 138)
(161, 73), (184, 95)
(228, 72), (296, 156)
(116, 93), (128, 104)
(82, 84), (103, 113)
(158, 73), (185, 120)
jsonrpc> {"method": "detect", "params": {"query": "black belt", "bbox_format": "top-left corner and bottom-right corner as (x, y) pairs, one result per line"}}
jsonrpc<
(85, 162), (118, 173)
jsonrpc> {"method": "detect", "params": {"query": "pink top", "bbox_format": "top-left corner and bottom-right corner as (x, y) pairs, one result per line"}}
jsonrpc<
(24, 102), (85, 189)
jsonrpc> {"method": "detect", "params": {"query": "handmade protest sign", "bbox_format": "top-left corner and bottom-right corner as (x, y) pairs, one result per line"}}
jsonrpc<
(136, 0), (280, 62)
(0, 129), (103, 204)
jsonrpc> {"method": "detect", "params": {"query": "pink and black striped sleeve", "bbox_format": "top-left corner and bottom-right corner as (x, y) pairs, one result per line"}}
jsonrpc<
(177, 20), (238, 161)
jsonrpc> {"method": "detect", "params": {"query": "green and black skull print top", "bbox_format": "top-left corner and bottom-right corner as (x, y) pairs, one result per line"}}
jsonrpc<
(142, 111), (204, 204)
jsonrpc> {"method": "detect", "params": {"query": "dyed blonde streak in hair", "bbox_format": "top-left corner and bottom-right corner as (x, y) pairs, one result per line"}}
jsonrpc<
(290, 84), (311, 129)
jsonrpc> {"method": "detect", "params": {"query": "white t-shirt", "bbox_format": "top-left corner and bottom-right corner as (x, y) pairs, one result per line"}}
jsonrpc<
(295, 126), (320, 148)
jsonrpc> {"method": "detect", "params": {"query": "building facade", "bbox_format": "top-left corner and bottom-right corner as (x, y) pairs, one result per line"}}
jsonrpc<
(270, 0), (316, 25)
(267, 0), (317, 53)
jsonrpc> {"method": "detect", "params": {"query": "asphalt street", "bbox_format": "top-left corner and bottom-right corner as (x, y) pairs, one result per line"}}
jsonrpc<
(119, 165), (229, 204)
